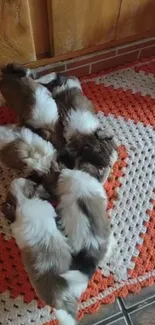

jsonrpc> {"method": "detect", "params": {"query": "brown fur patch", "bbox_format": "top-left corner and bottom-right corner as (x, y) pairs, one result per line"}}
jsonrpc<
(0, 74), (37, 122)
(67, 132), (115, 169)
(0, 140), (27, 171)
(55, 87), (95, 124)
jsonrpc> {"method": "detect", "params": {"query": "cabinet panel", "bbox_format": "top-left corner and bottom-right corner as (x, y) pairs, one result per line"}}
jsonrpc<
(49, 0), (121, 55)
(0, 0), (36, 66)
(29, 0), (50, 58)
(116, 0), (155, 40)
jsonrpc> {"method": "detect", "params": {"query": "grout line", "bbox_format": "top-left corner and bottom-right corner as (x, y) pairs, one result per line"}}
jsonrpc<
(128, 299), (155, 317)
(118, 299), (133, 325)
(119, 294), (155, 314)
(116, 37), (155, 51)
(105, 316), (129, 325)
(89, 64), (92, 74)
(79, 269), (155, 311)
(66, 63), (91, 72)
(116, 43), (155, 57)
(35, 45), (155, 76)
(66, 48), (145, 72)
(137, 49), (141, 60)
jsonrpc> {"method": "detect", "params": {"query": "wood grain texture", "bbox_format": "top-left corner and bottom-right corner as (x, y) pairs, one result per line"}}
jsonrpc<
(0, 0), (36, 66)
(116, 0), (155, 39)
(49, 0), (121, 55)
(29, 0), (50, 58)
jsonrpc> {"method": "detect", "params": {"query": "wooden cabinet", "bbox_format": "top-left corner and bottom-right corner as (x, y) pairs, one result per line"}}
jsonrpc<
(49, 0), (121, 55)
(0, 0), (36, 66)
(116, 0), (155, 40)
(0, 0), (155, 66)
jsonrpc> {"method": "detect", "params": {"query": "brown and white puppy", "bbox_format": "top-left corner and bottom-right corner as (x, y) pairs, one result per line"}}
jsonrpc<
(36, 72), (95, 116)
(64, 110), (118, 182)
(0, 125), (58, 174)
(43, 167), (113, 279)
(37, 72), (118, 180)
(3, 178), (88, 325)
(0, 63), (65, 149)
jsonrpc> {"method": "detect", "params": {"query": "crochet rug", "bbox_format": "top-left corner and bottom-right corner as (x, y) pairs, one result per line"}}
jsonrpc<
(0, 57), (155, 325)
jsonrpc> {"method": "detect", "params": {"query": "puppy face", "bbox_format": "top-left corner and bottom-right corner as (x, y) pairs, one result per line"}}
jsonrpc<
(67, 129), (116, 169)
(3, 178), (50, 224)
(2, 178), (29, 224)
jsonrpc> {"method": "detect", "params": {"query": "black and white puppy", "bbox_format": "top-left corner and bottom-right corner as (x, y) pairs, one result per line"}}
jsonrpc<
(3, 178), (88, 325)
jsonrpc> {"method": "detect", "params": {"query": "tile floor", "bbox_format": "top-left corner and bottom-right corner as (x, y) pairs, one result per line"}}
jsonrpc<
(80, 284), (155, 325)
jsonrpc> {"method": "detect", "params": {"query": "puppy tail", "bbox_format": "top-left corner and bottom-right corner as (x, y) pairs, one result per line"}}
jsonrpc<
(1, 63), (30, 78)
(55, 270), (88, 325)
(54, 309), (76, 325)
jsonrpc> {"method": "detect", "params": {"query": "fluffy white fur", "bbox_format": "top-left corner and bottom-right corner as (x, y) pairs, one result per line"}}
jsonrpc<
(0, 125), (56, 173)
(36, 72), (57, 84)
(28, 86), (59, 128)
(10, 179), (71, 271)
(10, 178), (88, 325)
(0, 125), (21, 150)
(20, 128), (57, 173)
(54, 309), (76, 325)
(64, 109), (100, 142)
(62, 270), (88, 299)
(10, 178), (59, 250)
(36, 73), (82, 96)
(57, 168), (107, 253)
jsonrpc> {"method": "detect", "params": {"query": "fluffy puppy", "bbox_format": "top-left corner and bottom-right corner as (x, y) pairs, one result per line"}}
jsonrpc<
(3, 178), (88, 325)
(37, 72), (117, 173)
(64, 109), (117, 181)
(37, 72), (118, 178)
(51, 168), (112, 278)
(0, 63), (64, 149)
(0, 125), (58, 173)
(36, 72), (95, 115)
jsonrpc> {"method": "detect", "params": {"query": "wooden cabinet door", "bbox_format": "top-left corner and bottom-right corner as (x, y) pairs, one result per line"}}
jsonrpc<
(0, 0), (36, 66)
(116, 0), (155, 40)
(48, 0), (121, 55)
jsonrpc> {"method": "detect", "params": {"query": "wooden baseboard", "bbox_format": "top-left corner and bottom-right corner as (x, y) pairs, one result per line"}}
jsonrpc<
(26, 31), (155, 69)
(27, 36), (155, 78)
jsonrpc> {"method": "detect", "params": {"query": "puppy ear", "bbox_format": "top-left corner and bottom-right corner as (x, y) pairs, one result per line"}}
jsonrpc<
(2, 193), (17, 223)
(2, 63), (30, 78)
(95, 129), (117, 150)
(95, 128), (113, 140)
(56, 73), (68, 86)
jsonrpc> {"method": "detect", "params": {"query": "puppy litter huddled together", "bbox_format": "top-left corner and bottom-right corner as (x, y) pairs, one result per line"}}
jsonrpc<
(0, 63), (118, 325)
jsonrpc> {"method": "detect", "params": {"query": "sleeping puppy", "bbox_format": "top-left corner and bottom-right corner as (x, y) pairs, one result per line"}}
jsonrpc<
(44, 167), (112, 279)
(36, 72), (95, 115)
(64, 110), (118, 182)
(3, 178), (88, 325)
(0, 125), (58, 174)
(37, 72), (118, 180)
(0, 63), (65, 149)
